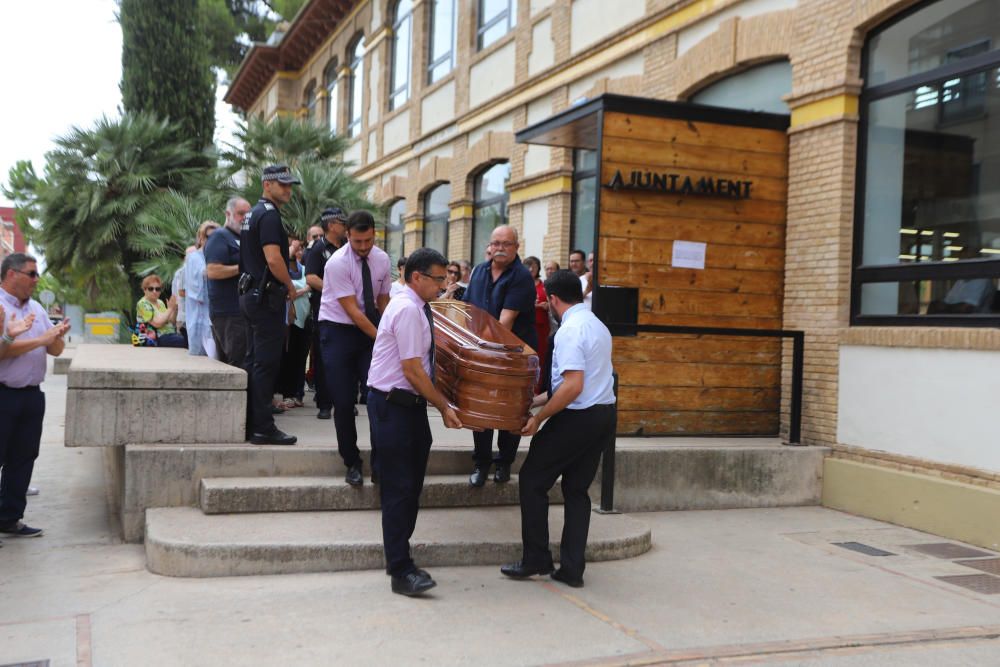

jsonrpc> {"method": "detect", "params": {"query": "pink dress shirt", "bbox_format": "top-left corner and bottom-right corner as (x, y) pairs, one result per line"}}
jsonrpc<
(318, 243), (391, 324)
(367, 285), (433, 394)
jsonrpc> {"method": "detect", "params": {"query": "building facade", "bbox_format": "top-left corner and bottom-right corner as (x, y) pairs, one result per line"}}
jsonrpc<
(0, 207), (27, 264)
(227, 0), (1000, 547)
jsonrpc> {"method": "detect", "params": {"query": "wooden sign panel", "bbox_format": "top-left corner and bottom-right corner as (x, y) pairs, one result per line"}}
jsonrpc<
(598, 110), (788, 435)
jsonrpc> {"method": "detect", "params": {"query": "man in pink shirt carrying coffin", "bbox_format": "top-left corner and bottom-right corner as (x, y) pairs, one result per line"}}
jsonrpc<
(367, 248), (463, 596)
(317, 211), (391, 486)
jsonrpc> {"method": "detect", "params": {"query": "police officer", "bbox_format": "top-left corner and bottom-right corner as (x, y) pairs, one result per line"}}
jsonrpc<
(240, 164), (300, 446)
(500, 269), (616, 589)
(317, 211), (391, 485)
(304, 207), (347, 420)
(367, 248), (463, 596)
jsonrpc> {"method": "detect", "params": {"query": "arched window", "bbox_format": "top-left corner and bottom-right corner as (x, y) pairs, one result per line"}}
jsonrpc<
(423, 183), (451, 254)
(690, 60), (792, 114)
(428, 0), (457, 83)
(303, 80), (317, 124)
(854, 0), (1000, 324)
(386, 199), (406, 270)
(324, 59), (339, 133)
(347, 35), (365, 138)
(390, 0), (413, 110)
(478, 0), (516, 51)
(472, 162), (510, 258)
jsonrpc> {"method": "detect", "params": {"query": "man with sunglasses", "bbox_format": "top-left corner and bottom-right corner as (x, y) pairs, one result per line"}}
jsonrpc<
(0, 253), (70, 540)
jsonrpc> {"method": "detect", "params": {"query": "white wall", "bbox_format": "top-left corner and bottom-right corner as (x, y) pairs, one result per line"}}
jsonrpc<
(838, 345), (1000, 474)
(570, 0), (645, 55)
(383, 109), (410, 154)
(421, 81), (456, 134)
(469, 41), (517, 108)
(522, 199), (549, 262)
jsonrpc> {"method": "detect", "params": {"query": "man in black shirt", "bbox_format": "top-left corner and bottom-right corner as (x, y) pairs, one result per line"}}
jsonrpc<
(205, 196), (251, 367)
(240, 165), (300, 446)
(304, 207), (347, 419)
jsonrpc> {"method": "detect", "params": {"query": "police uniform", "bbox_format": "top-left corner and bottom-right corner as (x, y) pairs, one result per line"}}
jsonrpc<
(513, 302), (616, 585)
(303, 208), (346, 417)
(239, 166), (299, 442)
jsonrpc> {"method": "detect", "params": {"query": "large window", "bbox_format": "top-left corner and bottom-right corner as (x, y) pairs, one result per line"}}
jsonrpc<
(423, 183), (451, 254)
(472, 162), (511, 259)
(390, 0), (413, 110)
(690, 60), (792, 114)
(347, 35), (365, 139)
(477, 0), (516, 51)
(854, 0), (1000, 325)
(386, 199), (406, 271)
(571, 149), (597, 254)
(428, 0), (457, 83)
(324, 59), (339, 133)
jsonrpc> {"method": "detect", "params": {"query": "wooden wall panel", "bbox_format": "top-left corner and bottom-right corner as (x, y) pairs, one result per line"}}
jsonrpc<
(599, 111), (788, 436)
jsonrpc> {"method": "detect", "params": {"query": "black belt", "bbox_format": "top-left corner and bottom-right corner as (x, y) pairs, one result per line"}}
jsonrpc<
(0, 383), (40, 391)
(368, 387), (427, 408)
(320, 320), (359, 330)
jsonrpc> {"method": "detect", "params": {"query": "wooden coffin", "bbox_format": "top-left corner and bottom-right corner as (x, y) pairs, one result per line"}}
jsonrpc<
(431, 300), (539, 432)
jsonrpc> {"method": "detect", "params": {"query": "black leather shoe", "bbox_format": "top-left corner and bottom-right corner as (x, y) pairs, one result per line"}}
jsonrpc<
(494, 464), (511, 483)
(317, 409), (331, 420)
(391, 570), (436, 596)
(469, 466), (489, 488)
(345, 463), (364, 487)
(500, 560), (554, 579)
(551, 568), (584, 588)
(250, 429), (297, 446)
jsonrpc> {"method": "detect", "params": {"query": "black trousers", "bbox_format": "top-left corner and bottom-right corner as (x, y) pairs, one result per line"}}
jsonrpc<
(211, 312), (250, 368)
(241, 292), (287, 434)
(277, 323), (310, 400)
(311, 324), (331, 411)
(319, 322), (373, 468)
(473, 429), (521, 467)
(0, 385), (45, 526)
(368, 389), (432, 577)
(518, 404), (615, 578)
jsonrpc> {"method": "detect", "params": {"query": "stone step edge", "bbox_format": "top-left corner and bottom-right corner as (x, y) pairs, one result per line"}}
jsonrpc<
(144, 507), (652, 578)
(199, 475), (564, 514)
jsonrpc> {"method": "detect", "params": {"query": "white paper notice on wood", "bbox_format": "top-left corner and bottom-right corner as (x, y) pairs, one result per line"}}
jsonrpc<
(672, 240), (706, 270)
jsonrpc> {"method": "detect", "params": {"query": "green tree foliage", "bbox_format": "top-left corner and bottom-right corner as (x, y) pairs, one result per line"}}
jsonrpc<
(3, 113), (210, 314)
(200, 0), (309, 76)
(120, 0), (217, 151)
(222, 116), (377, 238)
(132, 189), (229, 282)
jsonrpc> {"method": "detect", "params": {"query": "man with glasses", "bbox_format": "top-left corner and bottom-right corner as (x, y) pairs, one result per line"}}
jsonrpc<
(318, 210), (391, 485)
(367, 248), (463, 596)
(0, 253), (70, 540)
(463, 225), (537, 487)
(206, 197), (252, 367)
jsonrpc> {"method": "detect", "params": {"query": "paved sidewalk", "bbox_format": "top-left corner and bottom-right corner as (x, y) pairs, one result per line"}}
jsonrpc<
(3, 370), (1000, 666)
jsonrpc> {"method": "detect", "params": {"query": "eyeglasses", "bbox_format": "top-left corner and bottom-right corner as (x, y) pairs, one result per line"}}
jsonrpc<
(447, 269), (460, 275)
(418, 272), (446, 284)
(146, 286), (162, 292)
(14, 269), (39, 279)
(489, 241), (516, 248)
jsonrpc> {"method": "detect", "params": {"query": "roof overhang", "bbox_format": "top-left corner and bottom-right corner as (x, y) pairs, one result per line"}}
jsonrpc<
(225, 0), (357, 111)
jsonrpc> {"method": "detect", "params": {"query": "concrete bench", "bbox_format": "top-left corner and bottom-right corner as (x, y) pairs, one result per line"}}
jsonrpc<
(65, 345), (246, 447)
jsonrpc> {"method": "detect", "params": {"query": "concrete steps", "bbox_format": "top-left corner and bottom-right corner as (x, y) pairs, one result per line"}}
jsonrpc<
(199, 475), (564, 514)
(145, 506), (652, 577)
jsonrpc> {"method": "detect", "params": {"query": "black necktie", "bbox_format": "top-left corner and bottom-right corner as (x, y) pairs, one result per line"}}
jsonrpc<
(424, 302), (436, 383)
(360, 256), (379, 326)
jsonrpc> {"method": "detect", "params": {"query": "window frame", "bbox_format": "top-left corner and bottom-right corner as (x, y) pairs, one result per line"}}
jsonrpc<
(851, 0), (1000, 327)
(477, 0), (515, 51)
(385, 198), (406, 269)
(303, 80), (318, 125)
(347, 34), (366, 139)
(389, 0), (413, 111)
(570, 149), (597, 254)
(427, 0), (457, 84)
(423, 182), (451, 254)
(471, 161), (511, 259)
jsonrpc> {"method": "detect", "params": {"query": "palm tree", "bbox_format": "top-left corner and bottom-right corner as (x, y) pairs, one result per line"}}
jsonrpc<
(4, 113), (211, 309)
